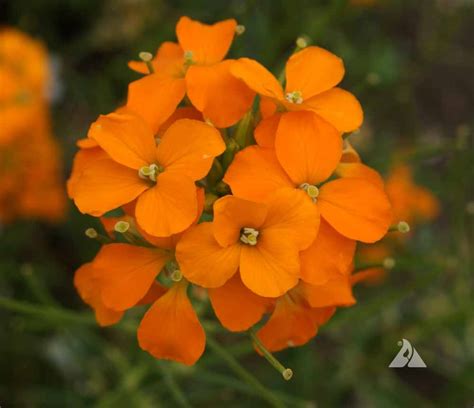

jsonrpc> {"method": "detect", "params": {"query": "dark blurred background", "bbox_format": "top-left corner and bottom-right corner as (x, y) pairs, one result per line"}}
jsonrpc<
(0, 0), (473, 406)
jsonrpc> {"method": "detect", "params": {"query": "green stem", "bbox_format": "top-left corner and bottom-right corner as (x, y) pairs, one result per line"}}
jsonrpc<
(157, 362), (192, 408)
(249, 328), (293, 381)
(205, 334), (285, 408)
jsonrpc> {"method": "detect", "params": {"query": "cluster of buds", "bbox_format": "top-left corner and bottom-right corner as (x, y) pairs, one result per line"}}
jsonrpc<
(0, 28), (65, 223)
(69, 16), (404, 374)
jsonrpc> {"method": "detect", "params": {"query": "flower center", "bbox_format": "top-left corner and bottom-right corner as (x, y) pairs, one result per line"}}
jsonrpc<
(285, 90), (303, 104)
(240, 227), (259, 246)
(183, 50), (195, 65)
(300, 183), (319, 202)
(138, 163), (163, 182)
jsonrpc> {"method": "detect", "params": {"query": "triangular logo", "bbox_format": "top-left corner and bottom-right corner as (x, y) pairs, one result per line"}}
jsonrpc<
(389, 339), (427, 368)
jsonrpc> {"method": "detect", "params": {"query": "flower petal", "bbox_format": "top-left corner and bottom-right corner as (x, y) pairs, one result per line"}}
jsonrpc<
(300, 219), (356, 285)
(262, 188), (320, 250)
(176, 16), (236, 65)
(254, 114), (282, 148)
(88, 110), (156, 170)
(127, 74), (186, 134)
(319, 178), (392, 242)
(73, 156), (149, 216)
(156, 119), (225, 180)
(212, 195), (268, 247)
(256, 296), (318, 352)
(230, 58), (284, 99)
(300, 277), (356, 308)
(275, 111), (342, 185)
(285, 46), (344, 99)
(304, 87), (363, 133)
(336, 162), (385, 189)
(240, 243), (300, 297)
(138, 282), (206, 365)
(74, 262), (124, 326)
(186, 61), (255, 128)
(135, 172), (198, 237)
(93, 243), (169, 310)
(209, 273), (272, 332)
(224, 146), (293, 203)
(176, 222), (241, 288)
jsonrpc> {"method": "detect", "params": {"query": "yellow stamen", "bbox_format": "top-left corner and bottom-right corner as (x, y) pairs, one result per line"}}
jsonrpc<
(235, 25), (246, 35)
(170, 269), (183, 282)
(285, 90), (303, 104)
(138, 163), (162, 182)
(300, 183), (319, 202)
(240, 227), (259, 246)
(85, 228), (98, 239)
(183, 50), (195, 65)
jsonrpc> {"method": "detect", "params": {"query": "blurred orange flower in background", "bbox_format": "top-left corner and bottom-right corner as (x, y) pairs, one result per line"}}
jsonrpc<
(0, 28), (65, 223)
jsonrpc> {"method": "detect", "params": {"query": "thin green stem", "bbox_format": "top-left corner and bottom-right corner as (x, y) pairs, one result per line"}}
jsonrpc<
(205, 334), (285, 408)
(249, 328), (293, 381)
(157, 362), (192, 408)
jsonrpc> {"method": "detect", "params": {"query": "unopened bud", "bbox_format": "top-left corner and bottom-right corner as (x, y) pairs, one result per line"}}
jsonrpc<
(282, 368), (293, 381)
(114, 221), (130, 233)
(139, 51), (153, 62)
(171, 269), (183, 282)
(397, 221), (410, 233)
(85, 228), (98, 239)
(235, 25), (246, 35)
(296, 36), (309, 49)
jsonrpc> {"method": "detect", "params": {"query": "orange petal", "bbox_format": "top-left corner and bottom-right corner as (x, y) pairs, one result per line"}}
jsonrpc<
(319, 178), (392, 243)
(262, 188), (320, 250)
(240, 243), (299, 297)
(208, 273), (272, 332)
(128, 42), (184, 77)
(254, 113), (282, 147)
(335, 162), (385, 189)
(212, 195), (268, 247)
(185, 61), (255, 128)
(67, 146), (107, 197)
(176, 16), (236, 65)
(138, 282), (206, 365)
(156, 107), (202, 138)
(223, 146), (293, 203)
(88, 110), (156, 170)
(93, 243), (169, 310)
(127, 74), (186, 133)
(74, 262), (124, 326)
(285, 46), (344, 99)
(260, 96), (278, 118)
(300, 219), (356, 285)
(175, 222), (241, 288)
(156, 119), (225, 180)
(257, 296), (318, 352)
(300, 277), (356, 308)
(304, 87), (363, 133)
(135, 172), (198, 237)
(73, 156), (149, 216)
(350, 267), (386, 286)
(230, 58), (284, 99)
(275, 111), (342, 185)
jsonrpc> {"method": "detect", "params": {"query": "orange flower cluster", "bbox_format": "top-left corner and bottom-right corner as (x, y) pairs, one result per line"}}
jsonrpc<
(0, 28), (65, 222)
(69, 17), (394, 366)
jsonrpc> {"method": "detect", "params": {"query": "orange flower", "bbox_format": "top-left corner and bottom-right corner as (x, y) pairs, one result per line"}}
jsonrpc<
(385, 163), (440, 224)
(231, 46), (363, 133)
(176, 188), (319, 297)
(70, 108), (224, 236)
(225, 111), (392, 241)
(127, 17), (254, 129)
(75, 194), (207, 365)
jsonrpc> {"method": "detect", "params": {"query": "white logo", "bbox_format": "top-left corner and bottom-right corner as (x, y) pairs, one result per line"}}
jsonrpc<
(389, 339), (427, 368)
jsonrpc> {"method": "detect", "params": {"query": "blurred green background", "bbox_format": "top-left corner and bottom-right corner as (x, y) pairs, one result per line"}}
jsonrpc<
(1, 0), (473, 406)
